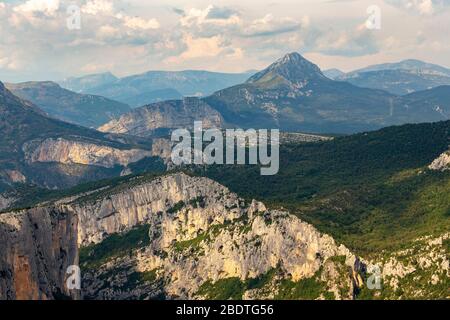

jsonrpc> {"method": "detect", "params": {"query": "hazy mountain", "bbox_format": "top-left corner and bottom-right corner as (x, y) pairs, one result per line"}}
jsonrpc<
(0, 81), (156, 191)
(122, 88), (183, 108)
(99, 97), (224, 137)
(347, 59), (450, 75)
(323, 68), (345, 80)
(6, 81), (131, 128)
(398, 85), (450, 119)
(79, 70), (254, 108)
(337, 59), (450, 95)
(59, 72), (118, 93)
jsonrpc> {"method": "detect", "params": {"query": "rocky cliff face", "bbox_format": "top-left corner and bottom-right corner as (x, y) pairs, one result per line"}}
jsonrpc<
(98, 97), (224, 137)
(23, 138), (153, 168)
(69, 173), (362, 300)
(2, 173), (446, 300)
(0, 173), (362, 300)
(0, 207), (78, 300)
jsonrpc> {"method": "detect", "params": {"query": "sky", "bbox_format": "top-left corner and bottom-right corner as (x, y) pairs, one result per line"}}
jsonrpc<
(0, 0), (450, 82)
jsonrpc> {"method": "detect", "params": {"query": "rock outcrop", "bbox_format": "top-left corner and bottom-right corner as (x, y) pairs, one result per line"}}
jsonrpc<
(23, 138), (153, 168)
(98, 97), (224, 137)
(429, 150), (450, 171)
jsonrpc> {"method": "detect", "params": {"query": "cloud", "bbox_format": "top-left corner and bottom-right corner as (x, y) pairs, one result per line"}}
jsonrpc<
(80, 1), (160, 30)
(180, 5), (241, 27)
(170, 34), (224, 62)
(13, 0), (60, 16)
(226, 47), (244, 59)
(81, 0), (113, 15)
(243, 14), (302, 37)
(312, 24), (380, 56)
(385, 0), (450, 15)
(118, 14), (160, 30)
(206, 6), (238, 20)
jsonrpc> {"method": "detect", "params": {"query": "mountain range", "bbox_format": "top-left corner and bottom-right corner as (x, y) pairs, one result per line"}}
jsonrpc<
(100, 53), (450, 136)
(59, 70), (254, 108)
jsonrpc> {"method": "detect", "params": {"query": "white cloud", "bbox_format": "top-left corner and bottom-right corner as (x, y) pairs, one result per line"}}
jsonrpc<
(13, 0), (60, 16)
(385, 0), (448, 15)
(312, 24), (379, 57)
(166, 34), (224, 64)
(81, 0), (113, 16)
(119, 15), (160, 30)
(418, 0), (434, 14)
(243, 14), (303, 37)
(97, 24), (118, 38)
(180, 5), (241, 27)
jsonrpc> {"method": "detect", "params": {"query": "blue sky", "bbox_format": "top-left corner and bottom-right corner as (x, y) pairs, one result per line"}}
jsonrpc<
(1, 0), (450, 82)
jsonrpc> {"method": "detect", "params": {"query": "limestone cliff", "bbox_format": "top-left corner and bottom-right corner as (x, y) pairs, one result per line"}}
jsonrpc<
(0, 207), (78, 300)
(0, 173), (361, 300)
(23, 138), (153, 168)
(98, 97), (224, 137)
(69, 173), (361, 300)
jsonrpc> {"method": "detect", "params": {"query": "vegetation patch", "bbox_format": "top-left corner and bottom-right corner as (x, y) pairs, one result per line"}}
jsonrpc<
(167, 200), (186, 214)
(80, 224), (150, 270)
(275, 273), (326, 300)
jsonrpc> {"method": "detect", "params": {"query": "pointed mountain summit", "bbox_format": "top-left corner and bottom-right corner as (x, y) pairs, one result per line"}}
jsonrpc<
(204, 53), (448, 132)
(246, 52), (327, 88)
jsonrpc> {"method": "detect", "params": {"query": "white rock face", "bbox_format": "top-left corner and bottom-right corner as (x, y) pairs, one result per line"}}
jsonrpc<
(72, 174), (233, 245)
(429, 151), (450, 171)
(23, 137), (152, 168)
(98, 97), (224, 137)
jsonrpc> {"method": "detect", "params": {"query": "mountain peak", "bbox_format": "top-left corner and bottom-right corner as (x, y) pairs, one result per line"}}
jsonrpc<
(246, 52), (326, 87)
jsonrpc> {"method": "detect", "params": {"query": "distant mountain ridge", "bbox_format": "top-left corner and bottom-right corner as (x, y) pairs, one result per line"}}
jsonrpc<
(6, 81), (131, 128)
(337, 59), (450, 95)
(323, 68), (345, 80)
(59, 72), (118, 93)
(59, 70), (254, 108)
